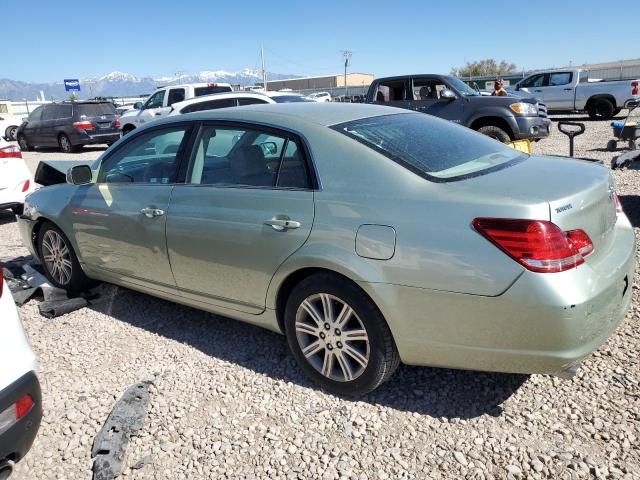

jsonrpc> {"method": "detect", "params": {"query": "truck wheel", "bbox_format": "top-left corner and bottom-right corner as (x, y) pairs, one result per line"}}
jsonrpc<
(5, 125), (17, 141)
(587, 99), (614, 119)
(477, 125), (511, 143)
(607, 140), (618, 151)
(17, 134), (32, 151)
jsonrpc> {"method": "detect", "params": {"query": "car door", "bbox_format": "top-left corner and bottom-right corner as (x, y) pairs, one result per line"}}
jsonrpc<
(162, 88), (185, 116)
(68, 124), (193, 294)
(409, 77), (464, 121)
(38, 105), (57, 146)
(135, 90), (166, 127)
(22, 106), (44, 145)
(166, 122), (316, 314)
(515, 73), (547, 101)
(542, 72), (574, 109)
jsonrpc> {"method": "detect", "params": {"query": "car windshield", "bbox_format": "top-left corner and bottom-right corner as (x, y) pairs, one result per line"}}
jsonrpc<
(446, 77), (479, 96)
(271, 95), (315, 103)
(77, 103), (117, 116)
(332, 113), (524, 181)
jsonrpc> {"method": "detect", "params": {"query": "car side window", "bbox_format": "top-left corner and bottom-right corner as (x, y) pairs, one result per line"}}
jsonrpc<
(549, 72), (572, 86)
(520, 74), (545, 88)
(144, 90), (165, 109)
(98, 126), (189, 184)
(374, 80), (406, 102)
(181, 98), (236, 114)
(29, 106), (44, 121)
(187, 125), (310, 189)
(238, 98), (268, 106)
(41, 105), (56, 120)
(167, 88), (186, 106)
(412, 78), (447, 100)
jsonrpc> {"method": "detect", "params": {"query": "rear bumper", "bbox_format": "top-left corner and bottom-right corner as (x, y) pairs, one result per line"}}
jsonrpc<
(513, 116), (552, 140)
(70, 130), (120, 146)
(0, 371), (42, 465)
(361, 215), (635, 376)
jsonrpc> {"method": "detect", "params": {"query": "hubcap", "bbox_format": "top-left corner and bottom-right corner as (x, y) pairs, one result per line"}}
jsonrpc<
(61, 137), (70, 151)
(295, 293), (370, 382)
(41, 230), (72, 285)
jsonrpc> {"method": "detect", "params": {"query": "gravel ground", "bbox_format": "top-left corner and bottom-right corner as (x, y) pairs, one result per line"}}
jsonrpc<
(3, 114), (640, 479)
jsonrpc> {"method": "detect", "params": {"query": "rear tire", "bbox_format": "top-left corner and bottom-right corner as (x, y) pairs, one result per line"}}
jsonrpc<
(17, 134), (32, 151)
(284, 273), (400, 396)
(477, 125), (511, 143)
(607, 139), (618, 152)
(37, 221), (90, 293)
(587, 98), (615, 119)
(5, 126), (17, 141)
(122, 125), (135, 136)
(58, 133), (80, 153)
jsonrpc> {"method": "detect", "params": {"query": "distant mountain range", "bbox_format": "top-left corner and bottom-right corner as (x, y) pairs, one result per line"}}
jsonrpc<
(0, 69), (298, 101)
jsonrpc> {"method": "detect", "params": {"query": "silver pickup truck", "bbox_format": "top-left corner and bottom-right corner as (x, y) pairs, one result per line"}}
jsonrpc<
(512, 68), (639, 119)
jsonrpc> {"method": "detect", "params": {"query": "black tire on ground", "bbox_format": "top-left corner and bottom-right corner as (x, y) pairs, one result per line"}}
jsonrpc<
(607, 139), (618, 152)
(587, 98), (615, 119)
(5, 126), (17, 141)
(284, 273), (400, 396)
(477, 125), (511, 143)
(11, 204), (24, 216)
(58, 133), (78, 153)
(37, 221), (91, 293)
(17, 134), (32, 151)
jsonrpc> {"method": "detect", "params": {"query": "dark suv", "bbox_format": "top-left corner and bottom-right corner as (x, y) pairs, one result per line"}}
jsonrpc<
(17, 101), (120, 153)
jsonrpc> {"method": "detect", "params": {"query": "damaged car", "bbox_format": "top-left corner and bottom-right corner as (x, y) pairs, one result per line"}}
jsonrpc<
(16, 103), (635, 395)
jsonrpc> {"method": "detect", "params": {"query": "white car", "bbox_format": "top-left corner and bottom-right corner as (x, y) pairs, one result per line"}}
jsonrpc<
(308, 92), (332, 102)
(0, 267), (41, 477)
(0, 116), (22, 142)
(119, 83), (232, 134)
(0, 139), (35, 215)
(169, 92), (277, 116)
(263, 92), (315, 103)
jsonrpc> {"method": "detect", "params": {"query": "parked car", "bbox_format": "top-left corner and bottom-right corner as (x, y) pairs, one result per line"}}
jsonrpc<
(119, 83), (232, 134)
(0, 139), (34, 215)
(18, 104), (634, 395)
(0, 101), (21, 141)
(264, 92), (315, 103)
(366, 74), (551, 143)
(169, 92), (276, 116)
(16, 101), (120, 153)
(512, 69), (640, 119)
(0, 265), (42, 478)
(308, 92), (332, 102)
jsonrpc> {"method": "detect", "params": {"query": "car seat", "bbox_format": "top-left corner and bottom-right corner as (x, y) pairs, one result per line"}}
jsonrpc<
(229, 145), (273, 186)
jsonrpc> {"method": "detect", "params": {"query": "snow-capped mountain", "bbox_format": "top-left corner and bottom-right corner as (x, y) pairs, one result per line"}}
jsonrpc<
(0, 69), (297, 101)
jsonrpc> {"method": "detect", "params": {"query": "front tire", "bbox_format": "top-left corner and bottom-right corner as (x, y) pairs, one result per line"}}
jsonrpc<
(284, 273), (400, 396)
(17, 134), (32, 151)
(5, 126), (17, 141)
(477, 125), (511, 143)
(38, 222), (90, 293)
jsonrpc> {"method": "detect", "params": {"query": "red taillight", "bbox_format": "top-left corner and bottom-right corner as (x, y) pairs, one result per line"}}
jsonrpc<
(632, 81), (639, 96)
(15, 395), (34, 419)
(614, 193), (623, 213)
(0, 145), (23, 159)
(114, 119), (121, 128)
(21, 179), (30, 192)
(73, 120), (93, 130)
(473, 218), (593, 273)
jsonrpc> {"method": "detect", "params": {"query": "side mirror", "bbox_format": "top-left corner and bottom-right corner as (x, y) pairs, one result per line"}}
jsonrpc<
(67, 165), (92, 185)
(261, 141), (277, 156)
(440, 89), (456, 101)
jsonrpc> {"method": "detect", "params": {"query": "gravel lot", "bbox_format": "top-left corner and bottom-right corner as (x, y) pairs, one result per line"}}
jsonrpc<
(3, 113), (640, 479)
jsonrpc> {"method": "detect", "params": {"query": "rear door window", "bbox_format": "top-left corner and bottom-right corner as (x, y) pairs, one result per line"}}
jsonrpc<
(167, 88), (186, 106)
(41, 105), (56, 120)
(548, 72), (573, 86)
(238, 97), (269, 106)
(181, 98), (236, 114)
(194, 85), (233, 96)
(373, 80), (407, 102)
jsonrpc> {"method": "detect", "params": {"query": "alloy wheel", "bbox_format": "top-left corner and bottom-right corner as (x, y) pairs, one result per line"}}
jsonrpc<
(41, 230), (73, 285)
(295, 293), (370, 382)
(60, 135), (71, 152)
(8, 126), (17, 141)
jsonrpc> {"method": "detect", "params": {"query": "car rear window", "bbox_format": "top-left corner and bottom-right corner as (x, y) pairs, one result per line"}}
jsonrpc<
(194, 85), (233, 96)
(331, 113), (524, 182)
(271, 95), (314, 103)
(77, 103), (117, 117)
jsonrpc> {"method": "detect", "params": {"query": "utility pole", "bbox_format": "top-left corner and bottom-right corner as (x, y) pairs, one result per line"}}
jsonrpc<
(261, 46), (268, 91)
(341, 50), (352, 99)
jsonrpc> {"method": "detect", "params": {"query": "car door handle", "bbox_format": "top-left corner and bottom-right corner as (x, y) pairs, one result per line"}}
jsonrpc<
(264, 218), (301, 231)
(534, 89), (543, 92)
(140, 208), (165, 218)
(563, 88), (572, 91)
(154, 111), (162, 116)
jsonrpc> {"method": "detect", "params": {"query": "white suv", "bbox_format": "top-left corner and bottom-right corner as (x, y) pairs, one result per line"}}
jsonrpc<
(0, 139), (35, 215)
(119, 83), (233, 134)
(169, 92), (276, 116)
(0, 265), (41, 478)
(308, 92), (332, 102)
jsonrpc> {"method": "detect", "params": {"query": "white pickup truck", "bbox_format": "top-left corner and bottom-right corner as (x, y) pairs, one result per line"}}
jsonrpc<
(119, 82), (232, 134)
(512, 69), (640, 119)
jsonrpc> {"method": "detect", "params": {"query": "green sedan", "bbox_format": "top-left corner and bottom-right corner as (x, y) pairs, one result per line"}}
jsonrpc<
(17, 103), (635, 395)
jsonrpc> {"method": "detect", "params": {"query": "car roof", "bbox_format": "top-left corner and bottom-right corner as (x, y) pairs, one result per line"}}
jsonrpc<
(172, 92), (275, 110)
(155, 103), (410, 129)
(156, 82), (232, 89)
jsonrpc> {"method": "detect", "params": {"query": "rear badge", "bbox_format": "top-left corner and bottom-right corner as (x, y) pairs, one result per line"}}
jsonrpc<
(555, 204), (573, 214)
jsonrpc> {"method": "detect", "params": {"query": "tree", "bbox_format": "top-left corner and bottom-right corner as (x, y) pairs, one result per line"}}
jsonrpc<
(450, 59), (517, 78)
(68, 93), (78, 101)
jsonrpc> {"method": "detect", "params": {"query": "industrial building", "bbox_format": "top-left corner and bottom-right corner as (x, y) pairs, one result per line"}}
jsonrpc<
(265, 73), (374, 92)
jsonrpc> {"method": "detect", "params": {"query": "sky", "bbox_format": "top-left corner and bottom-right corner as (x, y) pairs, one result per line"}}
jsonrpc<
(6, 0), (640, 83)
